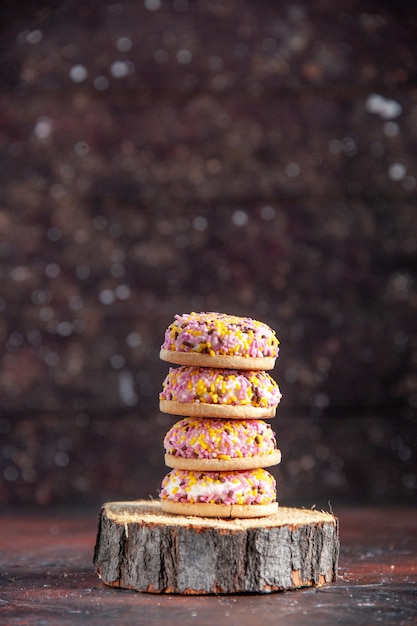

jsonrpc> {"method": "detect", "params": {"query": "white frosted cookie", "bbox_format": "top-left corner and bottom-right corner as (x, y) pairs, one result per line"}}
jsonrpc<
(160, 312), (279, 370)
(159, 366), (281, 419)
(164, 417), (281, 471)
(160, 468), (278, 518)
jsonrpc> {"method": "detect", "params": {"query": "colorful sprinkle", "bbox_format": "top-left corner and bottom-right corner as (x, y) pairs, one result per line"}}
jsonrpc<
(161, 312), (279, 359)
(160, 366), (282, 408)
(164, 417), (277, 459)
(160, 468), (277, 505)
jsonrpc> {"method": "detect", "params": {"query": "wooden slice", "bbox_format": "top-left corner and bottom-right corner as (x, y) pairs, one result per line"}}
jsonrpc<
(94, 500), (339, 595)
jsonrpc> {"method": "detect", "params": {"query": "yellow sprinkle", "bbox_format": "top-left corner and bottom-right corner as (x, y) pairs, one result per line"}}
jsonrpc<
(196, 379), (207, 396)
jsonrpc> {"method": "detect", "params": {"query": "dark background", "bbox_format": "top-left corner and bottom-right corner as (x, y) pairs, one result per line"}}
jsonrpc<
(0, 0), (416, 509)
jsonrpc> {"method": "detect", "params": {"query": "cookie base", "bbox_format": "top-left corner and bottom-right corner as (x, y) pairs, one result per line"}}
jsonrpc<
(164, 449), (282, 471)
(160, 499), (278, 518)
(159, 348), (276, 371)
(159, 399), (276, 419)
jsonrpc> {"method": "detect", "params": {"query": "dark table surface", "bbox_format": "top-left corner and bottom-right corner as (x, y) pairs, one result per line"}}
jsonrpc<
(1, 504), (416, 626)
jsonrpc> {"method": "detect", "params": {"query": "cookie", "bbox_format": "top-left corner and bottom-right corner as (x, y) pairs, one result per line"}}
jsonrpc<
(160, 500), (279, 518)
(159, 366), (281, 419)
(160, 467), (278, 518)
(160, 312), (279, 370)
(164, 452), (282, 471)
(164, 417), (282, 471)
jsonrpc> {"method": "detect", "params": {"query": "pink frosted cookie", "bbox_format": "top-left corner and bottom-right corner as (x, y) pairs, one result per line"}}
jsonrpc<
(160, 312), (279, 370)
(160, 467), (278, 518)
(164, 417), (281, 471)
(159, 366), (282, 418)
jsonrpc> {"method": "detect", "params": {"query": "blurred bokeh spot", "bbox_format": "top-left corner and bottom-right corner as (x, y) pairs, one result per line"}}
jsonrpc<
(0, 0), (416, 507)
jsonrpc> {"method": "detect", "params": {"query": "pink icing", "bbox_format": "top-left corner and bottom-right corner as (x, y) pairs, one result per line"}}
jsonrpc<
(161, 312), (279, 359)
(160, 468), (277, 505)
(164, 418), (277, 459)
(160, 366), (282, 408)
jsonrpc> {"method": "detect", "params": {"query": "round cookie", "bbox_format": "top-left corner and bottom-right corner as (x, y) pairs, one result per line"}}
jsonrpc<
(160, 468), (278, 518)
(161, 500), (278, 518)
(160, 312), (279, 370)
(164, 417), (282, 471)
(159, 366), (281, 419)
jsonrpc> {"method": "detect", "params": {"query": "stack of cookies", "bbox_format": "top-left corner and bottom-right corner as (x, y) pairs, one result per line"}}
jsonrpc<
(158, 312), (282, 519)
